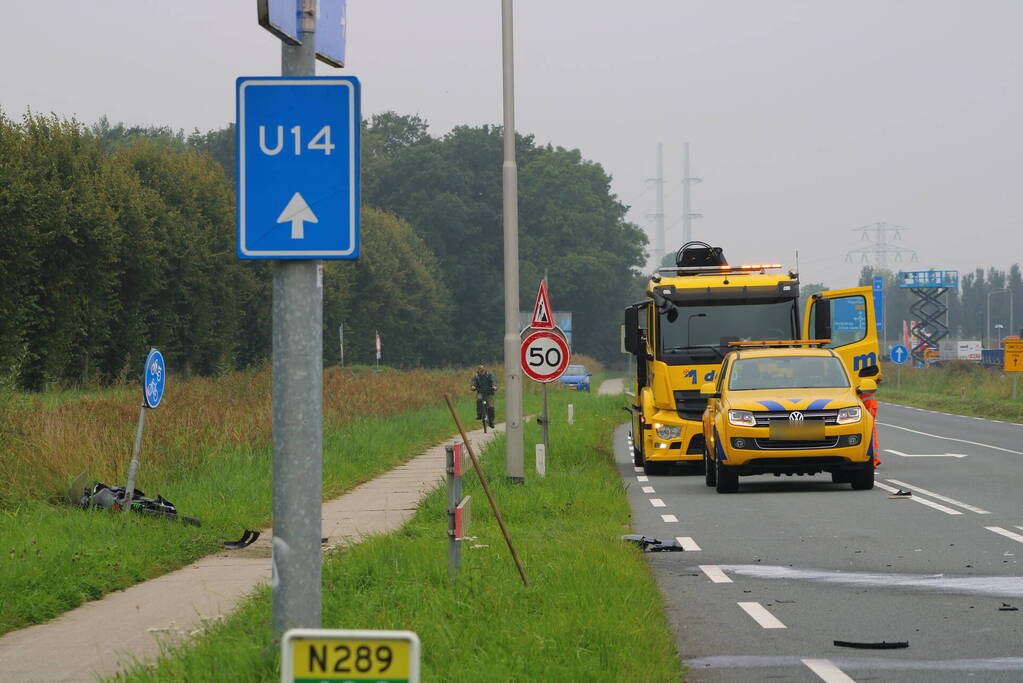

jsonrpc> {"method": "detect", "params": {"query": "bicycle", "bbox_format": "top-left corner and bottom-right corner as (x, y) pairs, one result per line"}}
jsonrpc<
(475, 392), (496, 433)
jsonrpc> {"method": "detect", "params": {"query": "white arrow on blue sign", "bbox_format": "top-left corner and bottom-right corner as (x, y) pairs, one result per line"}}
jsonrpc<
(236, 77), (360, 259)
(890, 344), (909, 365)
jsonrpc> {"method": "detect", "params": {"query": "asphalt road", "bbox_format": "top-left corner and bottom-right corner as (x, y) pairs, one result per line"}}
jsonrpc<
(615, 401), (1023, 682)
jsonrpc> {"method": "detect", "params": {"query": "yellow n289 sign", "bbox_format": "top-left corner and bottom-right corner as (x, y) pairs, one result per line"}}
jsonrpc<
(282, 629), (420, 683)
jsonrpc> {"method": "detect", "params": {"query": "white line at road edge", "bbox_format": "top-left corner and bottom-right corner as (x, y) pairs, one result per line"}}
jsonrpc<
(885, 478), (991, 514)
(986, 526), (1023, 545)
(676, 536), (701, 551)
(877, 422), (1023, 455)
(738, 601), (786, 629)
(641, 486), (656, 494)
(661, 514), (678, 523)
(802, 659), (855, 683)
(636, 475), (649, 482)
(874, 482), (962, 515)
(650, 498), (666, 508)
(700, 565), (732, 583)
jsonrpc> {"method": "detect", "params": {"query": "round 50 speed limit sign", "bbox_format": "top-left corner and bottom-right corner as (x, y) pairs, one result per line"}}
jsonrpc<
(520, 329), (571, 382)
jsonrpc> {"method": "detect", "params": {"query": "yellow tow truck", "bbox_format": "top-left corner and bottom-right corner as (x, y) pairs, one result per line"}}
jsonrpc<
(623, 242), (881, 475)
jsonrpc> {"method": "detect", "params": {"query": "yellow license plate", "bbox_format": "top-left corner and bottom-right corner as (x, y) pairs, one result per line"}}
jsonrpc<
(291, 638), (411, 681)
(769, 421), (825, 440)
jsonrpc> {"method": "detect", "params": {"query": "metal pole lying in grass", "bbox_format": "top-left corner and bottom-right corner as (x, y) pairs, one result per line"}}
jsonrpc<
(444, 394), (529, 587)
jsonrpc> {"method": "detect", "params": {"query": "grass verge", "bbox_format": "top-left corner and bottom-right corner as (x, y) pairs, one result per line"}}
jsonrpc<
(879, 361), (1023, 422)
(111, 390), (682, 682)
(0, 394), (484, 635)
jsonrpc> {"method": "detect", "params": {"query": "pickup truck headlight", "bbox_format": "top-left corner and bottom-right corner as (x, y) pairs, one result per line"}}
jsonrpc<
(728, 410), (757, 427)
(655, 424), (681, 440)
(836, 406), (862, 424)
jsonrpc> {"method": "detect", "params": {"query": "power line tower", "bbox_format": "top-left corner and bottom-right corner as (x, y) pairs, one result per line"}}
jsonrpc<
(844, 222), (918, 268)
(681, 141), (702, 244)
(646, 142), (666, 267)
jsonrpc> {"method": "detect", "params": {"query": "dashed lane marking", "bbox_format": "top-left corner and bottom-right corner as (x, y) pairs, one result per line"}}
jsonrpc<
(662, 514), (678, 523)
(650, 498), (666, 508)
(802, 658), (856, 683)
(885, 478), (990, 514)
(700, 565), (732, 583)
(676, 536), (701, 551)
(738, 601), (786, 629)
(636, 475), (649, 482)
(641, 486), (655, 494)
(987, 526), (1023, 545)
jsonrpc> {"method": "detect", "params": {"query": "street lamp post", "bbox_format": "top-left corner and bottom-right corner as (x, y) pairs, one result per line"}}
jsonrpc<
(995, 324), (1005, 347)
(987, 289), (1013, 348)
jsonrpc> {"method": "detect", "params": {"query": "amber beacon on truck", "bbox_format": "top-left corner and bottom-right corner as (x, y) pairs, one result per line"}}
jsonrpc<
(623, 242), (881, 475)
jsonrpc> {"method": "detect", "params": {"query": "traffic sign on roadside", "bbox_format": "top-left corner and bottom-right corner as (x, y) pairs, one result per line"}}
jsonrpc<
(890, 344), (909, 365)
(236, 76), (360, 259)
(529, 279), (555, 329)
(1004, 339), (1023, 372)
(142, 348), (166, 409)
(520, 328), (571, 382)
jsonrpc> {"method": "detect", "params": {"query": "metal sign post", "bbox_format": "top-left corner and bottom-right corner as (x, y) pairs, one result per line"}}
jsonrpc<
(122, 348), (165, 512)
(282, 628), (420, 683)
(890, 344), (908, 391)
(248, 0), (360, 638)
(445, 442), (471, 581)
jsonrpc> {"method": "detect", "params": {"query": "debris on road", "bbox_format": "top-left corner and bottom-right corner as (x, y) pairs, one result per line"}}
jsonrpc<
(223, 530), (260, 550)
(999, 603), (1018, 612)
(621, 534), (685, 552)
(888, 489), (913, 499)
(834, 640), (909, 649)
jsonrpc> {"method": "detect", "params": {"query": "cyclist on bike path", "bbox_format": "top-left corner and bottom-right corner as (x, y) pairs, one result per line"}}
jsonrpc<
(471, 364), (497, 428)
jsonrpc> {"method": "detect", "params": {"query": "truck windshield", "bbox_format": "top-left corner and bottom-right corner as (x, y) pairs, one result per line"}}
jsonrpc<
(728, 355), (850, 390)
(658, 299), (797, 364)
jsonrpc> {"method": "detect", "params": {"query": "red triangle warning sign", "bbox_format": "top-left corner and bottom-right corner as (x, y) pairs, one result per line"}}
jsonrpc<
(531, 280), (555, 329)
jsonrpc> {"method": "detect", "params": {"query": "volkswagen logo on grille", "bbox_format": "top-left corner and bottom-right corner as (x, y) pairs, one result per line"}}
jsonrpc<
(789, 411), (805, 423)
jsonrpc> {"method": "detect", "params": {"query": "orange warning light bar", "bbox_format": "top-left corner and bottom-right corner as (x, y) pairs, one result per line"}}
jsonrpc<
(727, 339), (831, 347)
(737, 264), (782, 270)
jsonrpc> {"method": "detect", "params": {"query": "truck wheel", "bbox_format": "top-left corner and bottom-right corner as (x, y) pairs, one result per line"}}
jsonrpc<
(704, 448), (716, 487)
(850, 465), (874, 490)
(715, 460), (738, 493)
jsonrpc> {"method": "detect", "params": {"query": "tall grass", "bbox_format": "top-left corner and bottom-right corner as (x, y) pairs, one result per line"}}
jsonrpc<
(111, 390), (682, 683)
(0, 366), (492, 634)
(880, 361), (1023, 422)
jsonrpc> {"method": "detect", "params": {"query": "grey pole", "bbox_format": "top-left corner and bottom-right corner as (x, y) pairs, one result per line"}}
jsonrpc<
(272, 0), (322, 637)
(502, 0), (524, 483)
(121, 404), (146, 512)
(681, 142), (702, 244)
(654, 142), (665, 264)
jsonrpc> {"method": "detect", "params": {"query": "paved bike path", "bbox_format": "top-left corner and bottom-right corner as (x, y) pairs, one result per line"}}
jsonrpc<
(0, 424), (501, 682)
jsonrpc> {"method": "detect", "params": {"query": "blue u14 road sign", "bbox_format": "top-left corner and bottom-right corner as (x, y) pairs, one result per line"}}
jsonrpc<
(143, 348), (166, 409)
(890, 344), (909, 365)
(236, 77), (360, 259)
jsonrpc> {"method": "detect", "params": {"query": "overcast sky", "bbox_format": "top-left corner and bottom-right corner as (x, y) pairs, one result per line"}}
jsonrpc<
(2, 1), (1020, 288)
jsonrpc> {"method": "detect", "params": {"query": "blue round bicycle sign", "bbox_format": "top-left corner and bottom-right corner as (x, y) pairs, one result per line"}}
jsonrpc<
(143, 348), (166, 409)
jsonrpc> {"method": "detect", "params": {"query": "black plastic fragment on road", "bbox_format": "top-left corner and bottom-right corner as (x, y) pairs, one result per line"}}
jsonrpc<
(834, 640), (909, 649)
(621, 534), (685, 552)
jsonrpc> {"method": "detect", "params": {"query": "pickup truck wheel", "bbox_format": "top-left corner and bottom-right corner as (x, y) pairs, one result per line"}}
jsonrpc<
(704, 448), (716, 487)
(715, 459), (738, 493)
(850, 465), (874, 490)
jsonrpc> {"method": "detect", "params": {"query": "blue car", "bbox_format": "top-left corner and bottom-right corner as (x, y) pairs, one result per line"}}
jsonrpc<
(559, 364), (592, 392)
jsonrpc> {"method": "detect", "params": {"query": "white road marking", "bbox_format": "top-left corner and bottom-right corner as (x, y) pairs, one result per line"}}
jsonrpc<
(884, 449), (968, 458)
(636, 475), (649, 482)
(877, 422), (1023, 455)
(738, 601), (786, 629)
(633, 466), (643, 472)
(986, 526), (1023, 545)
(661, 514), (678, 523)
(650, 498), (666, 508)
(802, 658), (856, 683)
(700, 565), (732, 583)
(676, 536), (701, 551)
(642, 486), (656, 494)
(875, 482), (962, 515)
(885, 478), (991, 514)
